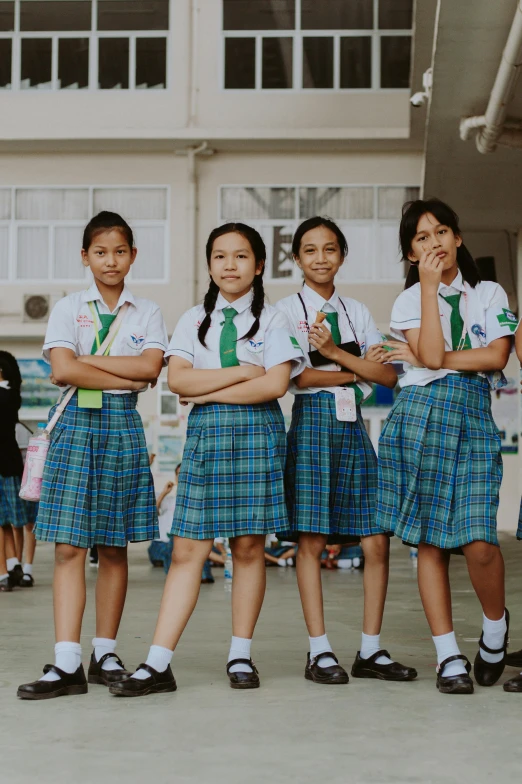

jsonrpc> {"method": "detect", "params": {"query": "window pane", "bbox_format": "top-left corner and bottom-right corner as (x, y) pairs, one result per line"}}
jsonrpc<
(262, 37), (293, 88)
(221, 187), (295, 220)
(0, 189), (10, 218)
(340, 36), (371, 88)
(59, 38), (89, 89)
(335, 225), (373, 282)
(20, 1), (91, 31)
(17, 227), (49, 279)
(223, 0), (295, 31)
(224, 37), (255, 89)
(380, 36), (411, 88)
(301, 0), (372, 30)
(0, 1), (14, 31)
(136, 37), (166, 89)
(0, 39), (11, 88)
(93, 188), (167, 219)
(21, 39), (52, 89)
(16, 189), (89, 220)
(378, 186), (419, 219)
(98, 38), (129, 89)
(375, 224), (405, 280)
(262, 224), (294, 279)
(98, 0), (169, 31)
(54, 226), (85, 280)
(379, 0), (413, 30)
(300, 187), (374, 220)
(0, 226), (8, 278)
(161, 393), (177, 415)
(131, 226), (165, 280)
(302, 37), (333, 88)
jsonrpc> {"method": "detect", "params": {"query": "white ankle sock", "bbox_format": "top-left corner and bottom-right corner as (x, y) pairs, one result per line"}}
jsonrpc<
(6, 557), (20, 571)
(134, 645), (173, 680)
(228, 636), (253, 673)
(433, 632), (467, 677)
(360, 633), (392, 665)
(0, 573), (8, 581)
(309, 634), (337, 668)
(277, 558), (287, 567)
(23, 563), (33, 576)
(40, 642), (82, 682)
(480, 612), (507, 664)
(92, 637), (123, 671)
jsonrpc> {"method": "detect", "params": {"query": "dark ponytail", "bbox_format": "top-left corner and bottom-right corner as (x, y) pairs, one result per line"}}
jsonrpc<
(400, 198), (481, 290)
(198, 223), (266, 348)
(0, 351), (22, 412)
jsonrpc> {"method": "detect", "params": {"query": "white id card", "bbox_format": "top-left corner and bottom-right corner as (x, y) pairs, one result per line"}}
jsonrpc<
(334, 387), (357, 422)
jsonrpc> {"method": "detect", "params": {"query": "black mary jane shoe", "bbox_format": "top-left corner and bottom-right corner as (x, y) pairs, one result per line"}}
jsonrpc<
(0, 576), (12, 592)
(305, 652), (349, 685)
(226, 658), (260, 690)
(505, 648), (522, 668)
(8, 564), (24, 588)
(20, 573), (34, 587)
(109, 663), (177, 697)
(351, 650), (418, 682)
(436, 655), (474, 695)
(473, 608), (509, 687)
(17, 664), (88, 701)
(503, 673), (522, 692)
(88, 652), (132, 686)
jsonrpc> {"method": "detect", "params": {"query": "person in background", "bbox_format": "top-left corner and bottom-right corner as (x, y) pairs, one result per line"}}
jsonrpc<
(13, 421), (39, 586)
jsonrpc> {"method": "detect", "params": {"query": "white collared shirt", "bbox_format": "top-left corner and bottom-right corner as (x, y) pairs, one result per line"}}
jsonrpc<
(165, 290), (305, 374)
(275, 284), (382, 399)
(43, 281), (168, 394)
(390, 272), (515, 388)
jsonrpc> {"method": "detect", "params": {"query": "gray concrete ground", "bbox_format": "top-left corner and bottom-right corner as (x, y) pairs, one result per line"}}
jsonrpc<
(1, 535), (521, 784)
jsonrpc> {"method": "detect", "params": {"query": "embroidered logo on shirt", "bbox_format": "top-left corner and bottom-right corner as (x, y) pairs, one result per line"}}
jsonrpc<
(130, 333), (145, 347)
(246, 339), (264, 353)
(496, 309), (517, 332)
(471, 324), (487, 345)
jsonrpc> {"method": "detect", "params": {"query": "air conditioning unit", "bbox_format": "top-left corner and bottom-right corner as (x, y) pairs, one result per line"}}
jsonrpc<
(22, 293), (64, 323)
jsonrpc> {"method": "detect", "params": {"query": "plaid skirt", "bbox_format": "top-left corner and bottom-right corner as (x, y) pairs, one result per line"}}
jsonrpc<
(23, 501), (39, 524)
(279, 392), (385, 543)
(0, 475), (29, 528)
(34, 392), (158, 548)
(377, 374), (502, 549)
(171, 401), (288, 539)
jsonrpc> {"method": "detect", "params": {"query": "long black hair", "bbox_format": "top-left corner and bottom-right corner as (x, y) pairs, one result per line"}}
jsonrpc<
(198, 223), (266, 348)
(292, 216), (349, 259)
(0, 351), (22, 411)
(82, 211), (134, 251)
(400, 199), (481, 289)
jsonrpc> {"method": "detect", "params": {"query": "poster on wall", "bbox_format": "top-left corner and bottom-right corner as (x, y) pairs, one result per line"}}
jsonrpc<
(491, 376), (519, 455)
(19, 359), (60, 418)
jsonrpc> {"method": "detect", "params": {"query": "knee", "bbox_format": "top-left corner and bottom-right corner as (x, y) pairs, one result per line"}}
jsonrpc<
(297, 534), (326, 559)
(97, 545), (128, 566)
(55, 543), (85, 566)
(231, 536), (264, 565)
(362, 535), (389, 563)
(171, 540), (208, 567)
(26, 523), (34, 533)
(467, 542), (499, 568)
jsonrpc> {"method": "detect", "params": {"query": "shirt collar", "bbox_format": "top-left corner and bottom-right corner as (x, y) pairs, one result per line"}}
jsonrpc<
(438, 270), (465, 296)
(302, 283), (340, 313)
(81, 281), (136, 310)
(215, 289), (254, 316)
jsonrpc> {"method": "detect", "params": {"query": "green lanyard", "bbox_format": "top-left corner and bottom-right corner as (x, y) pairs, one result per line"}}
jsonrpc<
(77, 302), (123, 409)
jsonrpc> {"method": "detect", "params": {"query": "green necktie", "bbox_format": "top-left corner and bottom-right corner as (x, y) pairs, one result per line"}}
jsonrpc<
(90, 303), (118, 355)
(323, 311), (342, 345)
(220, 307), (239, 367)
(441, 294), (471, 351)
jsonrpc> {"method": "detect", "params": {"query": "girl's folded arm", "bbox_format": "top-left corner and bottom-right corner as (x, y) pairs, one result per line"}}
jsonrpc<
(167, 355), (265, 396)
(329, 348), (397, 388)
(183, 362), (292, 405)
(442, 337), (511, 372)
(76, 349), (164, 381)
(294, 368), (361, 389)
(50, 348), (143, 390)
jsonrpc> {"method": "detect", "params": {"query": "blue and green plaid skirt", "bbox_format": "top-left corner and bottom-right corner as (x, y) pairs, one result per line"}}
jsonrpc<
(279, 392), (385, 543)
(0, 475), (28, 528)
(171, 401), (288, 539)
(34, 392), (158, 548)
(23, 500), (39, 525)
(377, 374), (502, 549)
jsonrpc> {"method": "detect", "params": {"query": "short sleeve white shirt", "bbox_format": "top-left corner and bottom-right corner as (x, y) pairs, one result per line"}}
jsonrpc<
(165, 290), (305, 375)
(275, 285), (383, 399)
(42, 281), (168, 394)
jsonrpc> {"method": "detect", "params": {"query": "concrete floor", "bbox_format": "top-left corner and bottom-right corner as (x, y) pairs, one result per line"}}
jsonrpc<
(1, 535), (522, 784)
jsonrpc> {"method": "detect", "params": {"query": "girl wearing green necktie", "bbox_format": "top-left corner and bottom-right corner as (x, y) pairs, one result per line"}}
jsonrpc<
(110, 223), (305, 697)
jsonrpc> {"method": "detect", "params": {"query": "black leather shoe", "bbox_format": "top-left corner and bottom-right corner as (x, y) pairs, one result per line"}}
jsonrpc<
(503, 673), (522, 692)
(505, 648), (522, 668)
(8, 564), (24, 588)
(226, 658), (260, 689)
(88, 651), (132, 686)
(473, 608), (509, 687)
(436, 655), (474, 694)
(0, 576), (12, 592)
(351, 650), (417, 681)
(17, 665), (88, 700)
(305, 652), (349, 684)
(20, 573), (34, 587)
(109, 663), (177, 697)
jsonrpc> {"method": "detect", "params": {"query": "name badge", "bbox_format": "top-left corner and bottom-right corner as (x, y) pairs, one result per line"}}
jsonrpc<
(334, 387), (357, 422)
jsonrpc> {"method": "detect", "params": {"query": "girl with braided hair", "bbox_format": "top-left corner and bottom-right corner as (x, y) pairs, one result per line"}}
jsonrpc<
(111, 223), (304, 697)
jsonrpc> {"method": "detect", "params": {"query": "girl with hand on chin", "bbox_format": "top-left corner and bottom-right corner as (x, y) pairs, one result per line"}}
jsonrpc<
(377, 199), (514, 695)
(110, 223), (304, 697)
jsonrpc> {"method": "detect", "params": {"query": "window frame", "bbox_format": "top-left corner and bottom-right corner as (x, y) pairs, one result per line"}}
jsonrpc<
(0, 184), (170, 284)
(221, 0), (412, 92)
(0, 0), (170, 90)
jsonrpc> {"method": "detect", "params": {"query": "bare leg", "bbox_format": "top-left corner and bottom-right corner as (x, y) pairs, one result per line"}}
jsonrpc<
(95, 545), (128, 639)
(264, 551), (281, 565)
(360, 534), (390, 635)
(296, 533), (328, 637)
(0, 527), (7, 575)
(54, 544), (87, 642)
(3, 525), (17, 560)
(462, 541), (505, 620)
(24, 523), (36, 566)
(417, 543), (452, 636)
(13, 527), (24, 562)
(230, 535), (266, 639)
(152, 537), (213, 649)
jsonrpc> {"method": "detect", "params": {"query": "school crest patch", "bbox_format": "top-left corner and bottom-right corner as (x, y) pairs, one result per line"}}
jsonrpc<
(129, 333), (145, 349)
(246, 339), (264, 354)
(497, 309), (517, 332)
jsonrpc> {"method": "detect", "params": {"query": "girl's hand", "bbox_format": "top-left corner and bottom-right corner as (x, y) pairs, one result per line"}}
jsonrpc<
(365, 344), (389, 364)
(163, 481), (175, 495)
(179, 394), (208, 406)
(418, 249), (444, 289)
(244, 365), (266, 380)
(381, 340), (423, 367)
(49, 374), (66, 387)
(308, 323), (337, 360)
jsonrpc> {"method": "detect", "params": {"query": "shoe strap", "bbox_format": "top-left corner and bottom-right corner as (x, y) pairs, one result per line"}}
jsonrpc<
(437, 654), (471, 676)
(311, 651), (339, 666)
(43, 664), (69, 678)
(96, 652), (125, 669)
(478, 609), (509, 655)
(226, 658), (258, 675)
(363, 649), (391, 664)
(133, 662), (160, 679)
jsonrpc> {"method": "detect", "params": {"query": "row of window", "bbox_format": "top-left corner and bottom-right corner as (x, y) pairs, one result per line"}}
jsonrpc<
(0, 0), (169, 31)
(0, 184), (418, 284)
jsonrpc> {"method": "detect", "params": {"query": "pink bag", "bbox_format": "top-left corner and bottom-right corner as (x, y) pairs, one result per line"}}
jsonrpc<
(19, 304), (130, 502)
